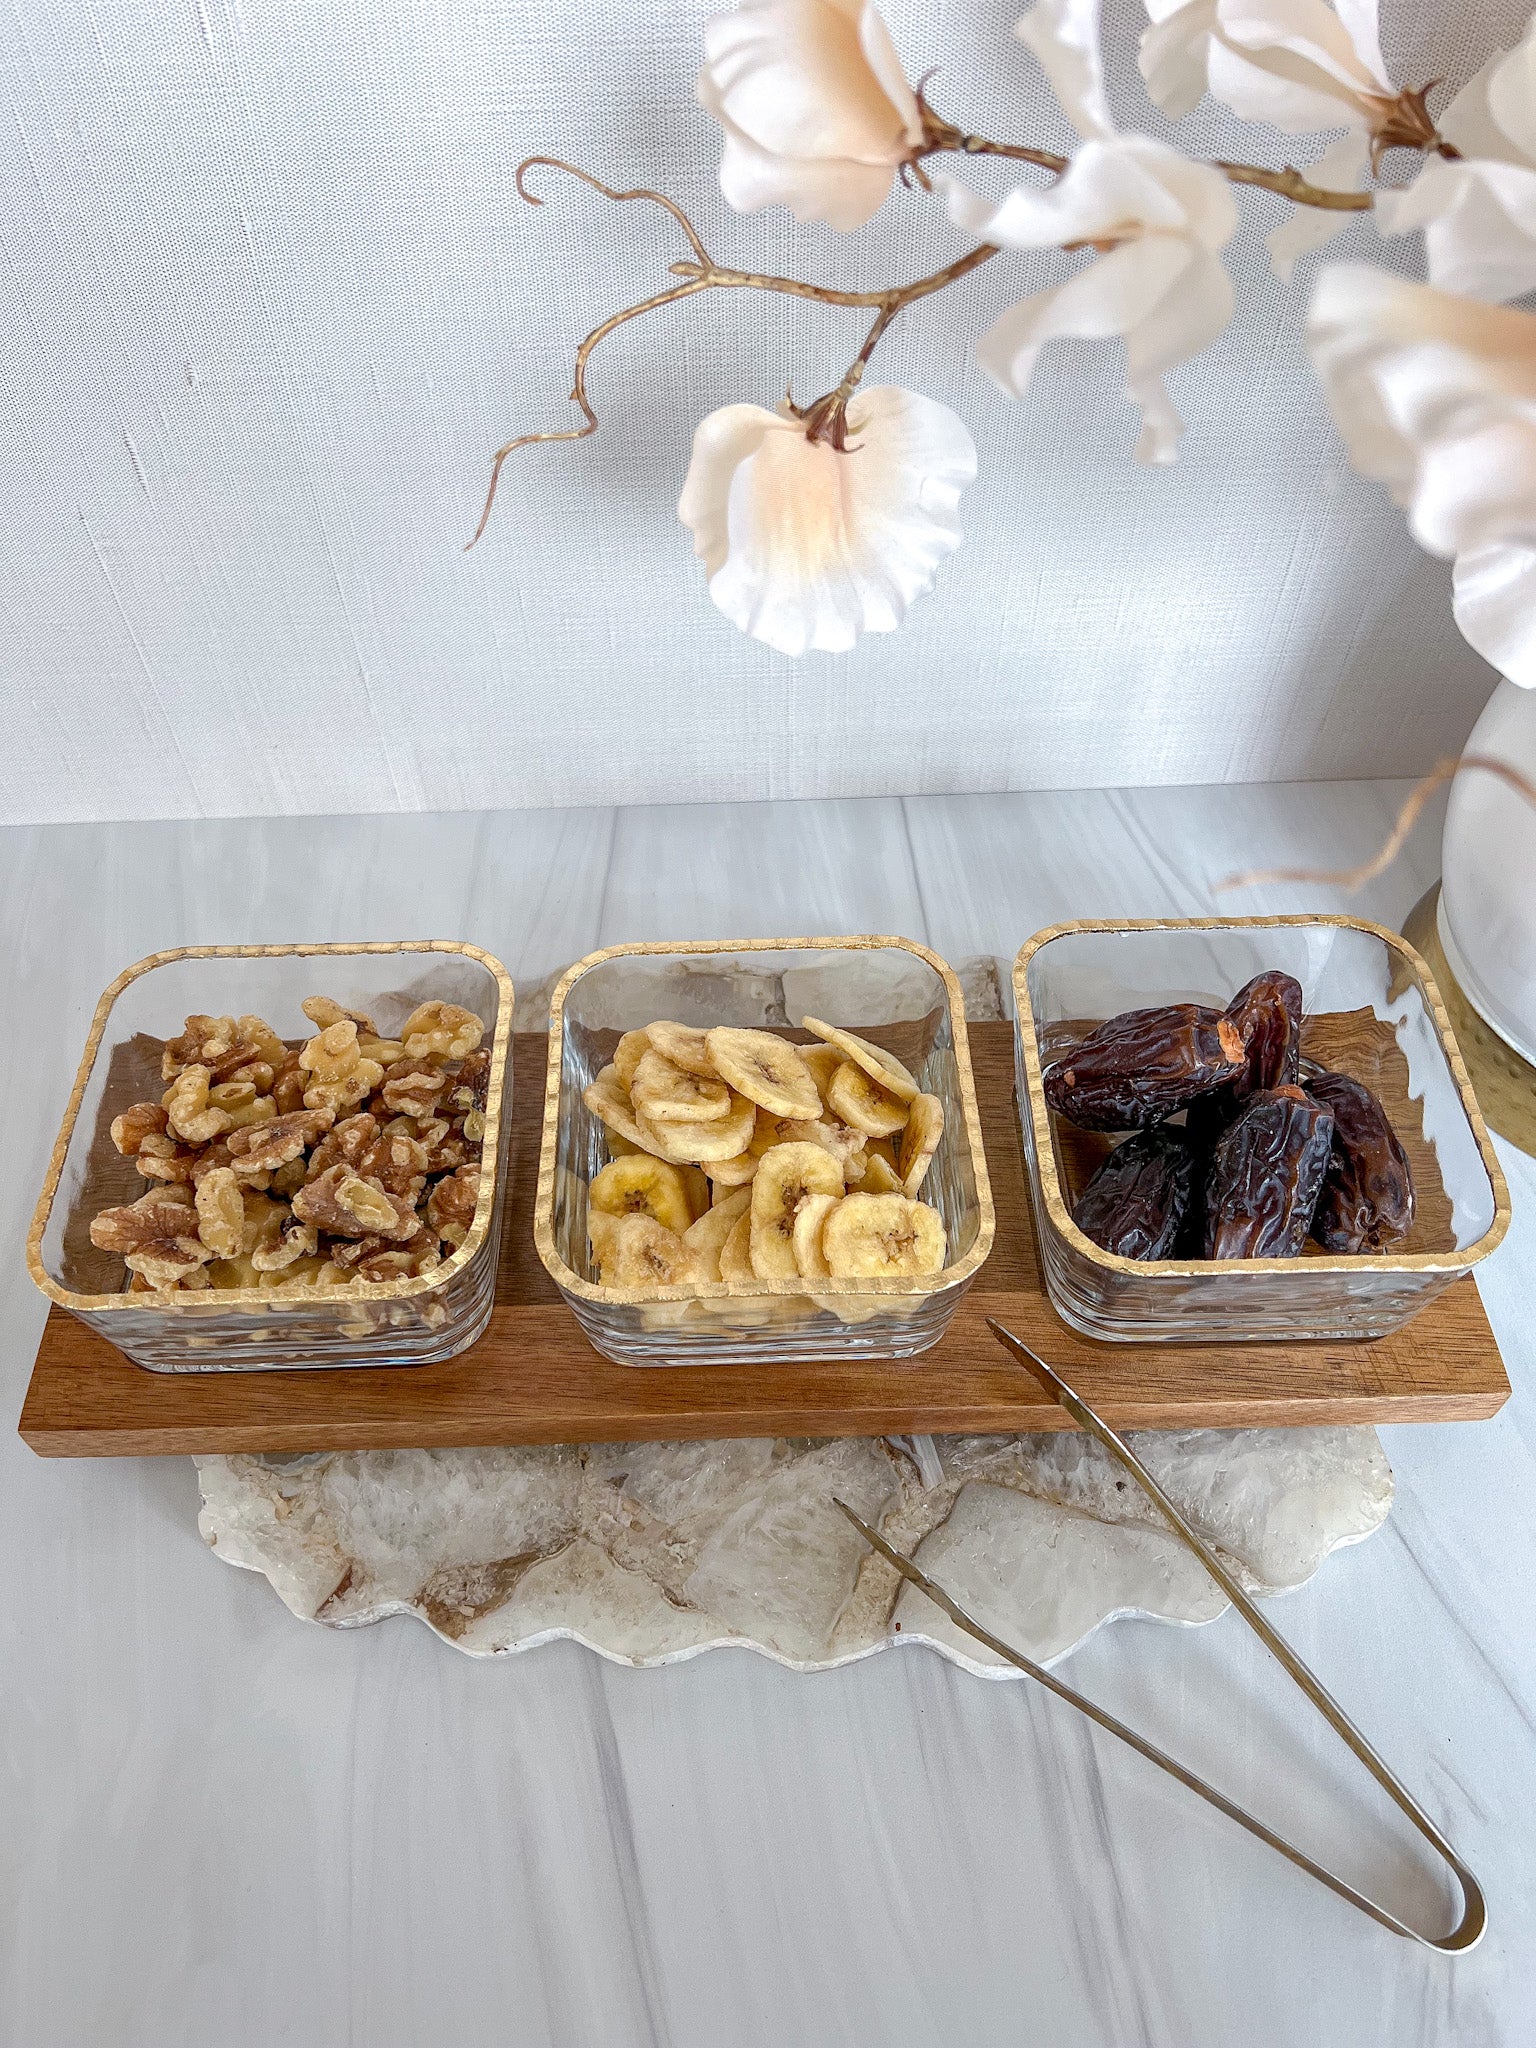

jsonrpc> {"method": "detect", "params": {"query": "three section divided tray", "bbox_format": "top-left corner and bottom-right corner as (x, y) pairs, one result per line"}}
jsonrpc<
(19, 1023), (1510, 1456)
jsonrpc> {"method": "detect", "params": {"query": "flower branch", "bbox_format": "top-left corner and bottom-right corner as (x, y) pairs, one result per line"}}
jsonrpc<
(471, 95), (1427, 544)
(918, 102), (1382, 213)
(468, 0), (1536, 669)
(1210, 160), (1373, 211)
(468, 156), (1001, 542)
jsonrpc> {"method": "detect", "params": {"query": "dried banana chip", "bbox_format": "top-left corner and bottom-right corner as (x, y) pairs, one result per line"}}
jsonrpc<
(682, 1186), (753, 1281)
(796, 1041), (844, 1106)
(707, 1151), (759, 1188)
(589, 1211), (693, 1289)
(582, 1066), (673, 1160)
(800, 1017), (920, 1105)
(747, 1108), (811, 1158)
(718, 1211), (757, 1287)
(791, 1191), (839, 1280)
(822, 1192), (946, 1279)
(704, 1028), (820, 1120)
(638, 1298), (700, 1332)
(898, 1092), (945, 1196)
(809, 1289), (883, 1326)
(631, 1048), (733, 1124)
(588, 1155), (694, 1237)
(859, 1143), (904, 1194)
(644, 1020), (718, 1080)
(613, 1030), (653, 1091)
(639, 1090), (757, 1164)
(679, 1164), (711, 1222)
(747, 1106), (863, 1174)
(826, 1061), (909, 1138)
(749, 1142), (844, 1278)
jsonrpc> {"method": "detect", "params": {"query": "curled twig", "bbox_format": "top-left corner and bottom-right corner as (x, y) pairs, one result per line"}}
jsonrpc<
(466, 160), (724, 548)
(469, 154), (999, 544)
(465, 278), (711, 549)
(1215, 755), (1536, 894)
(514, 156), (714, 268)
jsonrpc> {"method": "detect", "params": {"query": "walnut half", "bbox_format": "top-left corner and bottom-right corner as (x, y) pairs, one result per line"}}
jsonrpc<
(292, 1163), (418, 1240)
(90, 1188), (211, 1289)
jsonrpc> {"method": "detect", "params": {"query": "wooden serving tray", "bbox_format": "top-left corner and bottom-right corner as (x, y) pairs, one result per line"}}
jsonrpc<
(18, 1025), (1509, 1457)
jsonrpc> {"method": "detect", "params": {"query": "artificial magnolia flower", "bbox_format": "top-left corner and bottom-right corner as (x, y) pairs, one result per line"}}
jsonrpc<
(939, 0), (1237, 464)
(1307, 263), (1536, 687)
(676, 387), (976, 655)
(1376, 16), (1536, 303)
(1139, 0), (1401, 277)
(1139, 0), (1393, 134)
(697, 0), (924, 232)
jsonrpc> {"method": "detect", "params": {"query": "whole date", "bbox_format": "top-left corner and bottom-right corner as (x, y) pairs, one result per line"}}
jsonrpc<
(1043, 1005), (1246, 1131)
(1184, 969), (1303, 1150)
(1225, 970), (1302, 1101)
(1203, 1085), (1335, 1260)
(1306, 1070), (1415, 1252)
(1072, 1128), (1199, 1260)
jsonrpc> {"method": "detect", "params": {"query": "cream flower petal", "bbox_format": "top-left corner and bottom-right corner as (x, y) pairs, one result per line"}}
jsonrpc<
(1307, 263), (1536, 685)
(1486, 18), (1536, 164)
(1205, 33), (1363, 135)
(1015, 0), (1115, 141)
(941, 141), (1193, 247)
(856, 4), (922, 135)
(1140, 0), (1220, 121)
(1143, 0), (1388, 132)
(1438, 46), (1518, 163)
(940, 136), (1237, 250)
(1220, 0), (1387, 97)
(698, 0), (922, 230)
(976, 237), (1214, 463)
(677, 388), (977, 657)
(1377, 157), (1536, 304)
(947, 131), (1235, 465)
(1123, 246), (1235, 461)
(702, 87), (903, 230)
(676, 405), (783, 580)
(1413, 416), (1536, 561)
(1266, 131), (1368, 281)
(1381, 23), (1536, 305)
(1329, 0), (1386, 86)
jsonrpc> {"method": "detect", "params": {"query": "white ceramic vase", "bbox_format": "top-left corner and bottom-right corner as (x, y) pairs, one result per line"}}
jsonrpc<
(1439, 677), (1536, 1066)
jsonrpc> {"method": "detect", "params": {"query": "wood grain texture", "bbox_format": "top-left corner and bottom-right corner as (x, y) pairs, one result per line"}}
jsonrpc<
(18, 1025), (1508, 1456)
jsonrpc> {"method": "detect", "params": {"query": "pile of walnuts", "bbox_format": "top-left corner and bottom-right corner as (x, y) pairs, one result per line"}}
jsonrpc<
(89, 996), (490, 1295)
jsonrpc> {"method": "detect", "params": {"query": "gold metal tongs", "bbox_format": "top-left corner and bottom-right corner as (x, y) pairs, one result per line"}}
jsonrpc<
(836, 1318), (1486, 1953)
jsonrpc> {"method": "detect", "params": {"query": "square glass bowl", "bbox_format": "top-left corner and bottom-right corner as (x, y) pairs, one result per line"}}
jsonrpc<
(535, 938), (995, 1365)
(27, 942), (514, 1372)
(1014, 917), (1509, 1343)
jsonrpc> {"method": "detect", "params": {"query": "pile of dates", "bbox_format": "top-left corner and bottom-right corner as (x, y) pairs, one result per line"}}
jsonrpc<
(1042, 971), (1415, 1262)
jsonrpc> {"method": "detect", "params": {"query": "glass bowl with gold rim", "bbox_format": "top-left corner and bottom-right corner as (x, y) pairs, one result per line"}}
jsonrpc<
(1013, 916), (1509, 1343)
(535, 937), (995, 1365)
(28, 942), (514, 1372)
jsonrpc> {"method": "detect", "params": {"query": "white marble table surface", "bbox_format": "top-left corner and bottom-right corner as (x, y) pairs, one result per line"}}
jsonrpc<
(3, 783), (1533, 2048)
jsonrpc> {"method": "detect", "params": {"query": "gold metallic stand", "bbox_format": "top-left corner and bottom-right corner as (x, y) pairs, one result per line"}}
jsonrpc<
(1402, 886), (1536, 1157)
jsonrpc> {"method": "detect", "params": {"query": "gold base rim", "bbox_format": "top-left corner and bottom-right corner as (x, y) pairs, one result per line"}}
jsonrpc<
(1403, 886), (1536, 1158)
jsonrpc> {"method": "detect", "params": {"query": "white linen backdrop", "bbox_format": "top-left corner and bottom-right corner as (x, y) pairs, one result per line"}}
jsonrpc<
(0, 0), (1518, 824)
